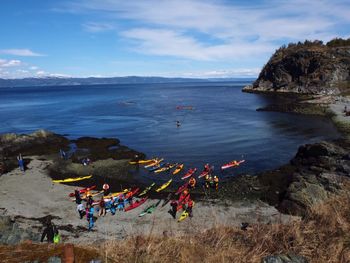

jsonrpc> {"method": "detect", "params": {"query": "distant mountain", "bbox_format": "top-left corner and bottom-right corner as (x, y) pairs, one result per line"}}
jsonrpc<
(0, 76), (253, 88)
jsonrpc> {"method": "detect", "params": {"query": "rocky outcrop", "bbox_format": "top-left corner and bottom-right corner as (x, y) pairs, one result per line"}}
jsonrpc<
(260, 140), (350, 216)
(0, 216), (39, 244)
(243, 39), (350, 95)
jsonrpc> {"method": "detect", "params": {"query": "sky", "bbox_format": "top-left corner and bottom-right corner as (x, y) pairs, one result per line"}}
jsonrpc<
(0, 0), (349, 79)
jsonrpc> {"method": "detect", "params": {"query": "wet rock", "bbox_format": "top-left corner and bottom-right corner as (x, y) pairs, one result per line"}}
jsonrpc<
(261, 253), (308, 263)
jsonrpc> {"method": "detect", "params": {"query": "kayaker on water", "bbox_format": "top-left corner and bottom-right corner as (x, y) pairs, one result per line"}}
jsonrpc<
(176, 120), (181, 127)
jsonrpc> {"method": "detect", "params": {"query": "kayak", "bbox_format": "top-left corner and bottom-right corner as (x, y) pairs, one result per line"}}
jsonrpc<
(129, 159), (154, 165)
(139, 200), (161, 217)
(173, 164), (184, 175)
(181, 168), (197, 180)
(148, 162), (165, 172)
(53, 175), (92, 183)
(177, 193), (190, 211)
(71, 190), (104, 202)
(144, 158), (164, 168)
(155, 179), (173, 192)
(126, 187), (140, 198)
(154, 163), (176, 173)
(221, 160), (245, 170)
(124, 197), (148, 212)
(175, 182), (189, 195)
(178, 201), (195, 222)
(198, 170), (209, 179)
(103, 189), (129, 199)
(139, 183), (155, 197)
(68, 185), (96, 197)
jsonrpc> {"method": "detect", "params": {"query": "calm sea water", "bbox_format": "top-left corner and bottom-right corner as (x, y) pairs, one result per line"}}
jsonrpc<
(0, 81), (340, 181)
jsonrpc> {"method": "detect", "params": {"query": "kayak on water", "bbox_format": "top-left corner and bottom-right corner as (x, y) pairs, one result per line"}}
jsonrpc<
(173, 164), (184, 175)
(148, 163), (165, 172)
(144, 158), (164, 168)
(178, 201), (195, 222)
(124, 197), (148, 212)
(53, 175), (92, 183)
(181, 168), (197, 180)
(139, 200), (161, 217)
(129, 159), (154, 165)
(139, 183), (155, 197)
(175, 182), (189, 195)
(68, 185), (96, 197)
(221, 160), (245, 170)
(155, 179), (173, 192)
(198, 170), (209, 179)
(154, 163), (176, 173)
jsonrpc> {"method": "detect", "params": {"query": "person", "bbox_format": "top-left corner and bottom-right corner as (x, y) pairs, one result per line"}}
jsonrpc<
(186, 199), (194, 218)
(87, 195), (94, 206)
(86, 204), (94, 231)
(17, 154), (24, 172)
(204, 174), (210, 189)
(99, 198), (106, 217)
(168, 200), (178, 219)
(125, 191), (134, 206)
(117, 195), (125, 211)
(74, 189), (82, 204)
(189, 177), (196, 189)
(176, 120), (181, 127)
(103, 183), (110, 196)
(344, 105), (347, 113)
(40, 218), (58, 243)
(109, 197), (117, 215)
(59, 149), (67, 160)
(77, 203), (85, 219)
(85, 188), (91, 198)
(213, 176), (219, 190)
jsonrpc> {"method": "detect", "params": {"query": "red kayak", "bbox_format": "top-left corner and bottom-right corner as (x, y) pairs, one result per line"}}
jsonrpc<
(175, 182), (189, 195)
(198, 170), (209, 178)
(221, 160), (245, 170)
(126, 187), (140, 198)
(176, 193), (190, 211)
(68, 185), (96, 197)
(125, 197), (148, 212)
(181, 168), (197, 180)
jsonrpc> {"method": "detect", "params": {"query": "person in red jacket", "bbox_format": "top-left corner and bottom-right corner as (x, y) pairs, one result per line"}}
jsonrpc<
(186, 199), (194, 218)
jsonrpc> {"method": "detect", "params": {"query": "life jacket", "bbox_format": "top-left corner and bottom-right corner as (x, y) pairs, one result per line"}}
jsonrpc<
(187, 200), (193, 208)
(214, 177), (219, 183)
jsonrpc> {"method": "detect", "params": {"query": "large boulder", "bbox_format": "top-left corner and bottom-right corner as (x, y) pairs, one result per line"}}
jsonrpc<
(262, 253), (308, 263)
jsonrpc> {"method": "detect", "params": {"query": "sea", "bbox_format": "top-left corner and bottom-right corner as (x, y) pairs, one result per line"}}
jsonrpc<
(0, 81), (340, 180)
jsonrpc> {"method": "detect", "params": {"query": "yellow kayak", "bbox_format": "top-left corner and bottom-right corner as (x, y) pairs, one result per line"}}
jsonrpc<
(71, 190), (104, 201)
(155, 179), (173, 192)
(53, 175), (92, 183)
(129, 159), (154, 165)
(178, 201), (195, 222)
(144, 158), (164, 168)
(173, 164), (184, 175)
(154, 163), (176, 173)
(103, 189), (129, 199)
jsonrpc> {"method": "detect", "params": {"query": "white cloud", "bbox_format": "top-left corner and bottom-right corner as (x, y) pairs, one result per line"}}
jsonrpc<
(82, 22), (114, 32)
(180, 68), (261, 78)
(65, 0), (350, 61)
(0, 49), (44, 57)
(29, 66), (39, 70)
(0, 59), (22, 67)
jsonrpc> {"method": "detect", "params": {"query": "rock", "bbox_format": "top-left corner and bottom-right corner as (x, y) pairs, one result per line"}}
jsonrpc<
(47, 257), (62, 263)
(0, 216), (40, 245)
(262, 253), (308, 263)
(243, 39), (350, 95)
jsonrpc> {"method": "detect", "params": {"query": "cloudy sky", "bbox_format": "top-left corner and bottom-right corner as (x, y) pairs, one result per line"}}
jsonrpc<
(0, 0), (349, 79)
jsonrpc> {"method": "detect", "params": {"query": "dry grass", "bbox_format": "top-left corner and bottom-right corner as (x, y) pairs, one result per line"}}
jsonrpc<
(97, 189), (350, 263)
(1, 189), (349, 262)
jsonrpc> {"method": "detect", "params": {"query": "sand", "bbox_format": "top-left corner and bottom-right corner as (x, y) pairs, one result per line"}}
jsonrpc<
(0, 157), (297, 244)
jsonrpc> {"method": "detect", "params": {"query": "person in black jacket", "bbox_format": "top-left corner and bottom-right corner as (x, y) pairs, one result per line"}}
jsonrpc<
(40, 219), (58, 243)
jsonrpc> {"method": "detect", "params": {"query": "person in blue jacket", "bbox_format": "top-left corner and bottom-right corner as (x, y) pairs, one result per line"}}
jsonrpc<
(17, 154), (25, 172)
(86, 204), (94, 231)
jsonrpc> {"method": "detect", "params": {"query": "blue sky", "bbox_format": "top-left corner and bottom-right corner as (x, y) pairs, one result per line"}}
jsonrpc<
(0, 0), (349, 79)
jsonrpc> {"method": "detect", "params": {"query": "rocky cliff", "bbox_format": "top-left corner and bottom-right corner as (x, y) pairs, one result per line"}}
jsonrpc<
(243, 39), (350, 95)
